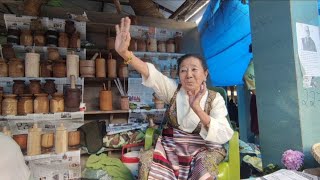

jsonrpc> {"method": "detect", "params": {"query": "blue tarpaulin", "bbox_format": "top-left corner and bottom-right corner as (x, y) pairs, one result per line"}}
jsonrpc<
(198, 0), (252, 86)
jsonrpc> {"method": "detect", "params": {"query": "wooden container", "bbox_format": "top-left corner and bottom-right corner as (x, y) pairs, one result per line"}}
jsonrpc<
(120, 96), (129, 110)
(55, 123), (68, 154)
(107, 53), (117, 78)
(68, 131), (80, 147)
(40, 60), (52, 77)
(52, 60), (66, 77)
(28, 79), (41, 94)
(106, 37), (115, 50)
(154, 98), (165, 109)
(34, 93), (49, 114)
(17, 94), (33, 115)
(170, 65), (178, 79)
(2, 44), (16, 61)
(34, 31), (46, 46)
(0, 92), (2, 115)
(129, 38), (137, 51)
(30, 18), (44, 32)
(118, 63), (128, 78)
(50, 93), (64, 113)
(2, 94), (17, 115)
(58, 32), (69, 48)
(0, 58), (8, 77)
(12, 80), (25, 95)
(69, 32), (80, 48)
(147, 38), (157, 52)
(46, 28), (58, 47)
(25, 51), (40, 77)
(95, 55), (106, 77)
(41, 132), (54, 150)
(64, 75), (80, 112)
(100, 90), (112, 111)
(7, 27), (20, 45)
(80, 60), (95, 77)
(157, 41), (166, 52)
(13, 134), (28, 151)
(66, 51), (79, 78)
(27, 123), (42, 156)
(47, 48), (60, 61)
(65, 20), (76, 35)
(20, 30), (33, 46)
(166, 39), (175, 53)
(8, 58), (24, 77)
(43, 79), (57, 95)
(174, 35), (182, 53)
(137, 39), (146, 52)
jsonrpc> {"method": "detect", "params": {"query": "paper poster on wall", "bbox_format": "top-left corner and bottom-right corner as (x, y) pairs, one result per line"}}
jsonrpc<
(296, 22), (320, 88)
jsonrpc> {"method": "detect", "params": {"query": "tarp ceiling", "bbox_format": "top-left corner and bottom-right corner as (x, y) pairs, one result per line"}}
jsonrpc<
(199, 0), (251, 87)
(200, 0), (320, 87)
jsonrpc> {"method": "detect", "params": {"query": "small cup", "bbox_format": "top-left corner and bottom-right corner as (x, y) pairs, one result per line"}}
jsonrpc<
(120, 96), (129, 110)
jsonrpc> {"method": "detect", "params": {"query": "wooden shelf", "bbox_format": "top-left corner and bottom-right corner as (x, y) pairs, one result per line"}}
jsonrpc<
(84, 77), (125, 82)
(84, 109), (129, 115)
(84, 108), (166, 115)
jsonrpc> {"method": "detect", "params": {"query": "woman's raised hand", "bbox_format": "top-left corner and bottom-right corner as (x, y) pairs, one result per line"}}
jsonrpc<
(115, 17), (131, 56)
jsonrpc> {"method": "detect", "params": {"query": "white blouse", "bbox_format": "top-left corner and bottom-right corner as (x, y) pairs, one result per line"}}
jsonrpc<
(142, 63), (234, 144)
(0, 133), (30, 180)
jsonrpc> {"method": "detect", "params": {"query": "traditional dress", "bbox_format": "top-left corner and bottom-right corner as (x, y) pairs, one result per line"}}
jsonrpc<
(140, 63), (233, 180)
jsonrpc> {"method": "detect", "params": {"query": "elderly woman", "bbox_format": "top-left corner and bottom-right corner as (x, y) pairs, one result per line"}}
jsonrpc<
(115, 17), (234, 180)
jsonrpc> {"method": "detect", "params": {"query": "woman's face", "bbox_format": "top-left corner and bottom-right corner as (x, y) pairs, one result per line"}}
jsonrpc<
(179, 57), (208, 93)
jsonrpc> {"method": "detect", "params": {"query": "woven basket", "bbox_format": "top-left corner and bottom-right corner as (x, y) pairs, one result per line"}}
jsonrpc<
(311, 143), (320, 164)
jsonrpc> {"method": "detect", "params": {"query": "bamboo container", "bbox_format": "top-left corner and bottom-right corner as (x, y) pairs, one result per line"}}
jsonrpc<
(147, 38), (157, 52)
(20, 30), (33, 46)
(8, 58), (24, 77)
(12, 80), (25, 95)
(55, 123), (68, 154)
(50, 93), (64, 113)
(58, 32), (69, 48)
(68, 131), (80, 147)
(107, 53), (117, 78)
(47, 48), (60, 61)
(118, 63), (128, 78)
(100, 83), (112, 111)
(95, 53), (106, 77)
(34, 31), (46, 46)
(120, 96), (129, 110)
(27, 123), (42, 156)
(166, 39), (175, 53)
(25, 50), (40, 77)
(0, 58), (8, 77)
(64, 75), (81, 112)
(28, 79), (41, 94)
(2, 94), (17, 116)
(34, 93), (49, 114)
(41, 132), (54, 151)
(52, 60), (66, 77)
(129, 38), (137, 51)
(80, 53), (98, 77)
(106, 37), (115, 50)
(40, 60), (53, 77)
(66, 51), (79, 78)
(17, 94), (33, 115)
(137, 39), (146, 52)
(157, 40), (166, 52)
